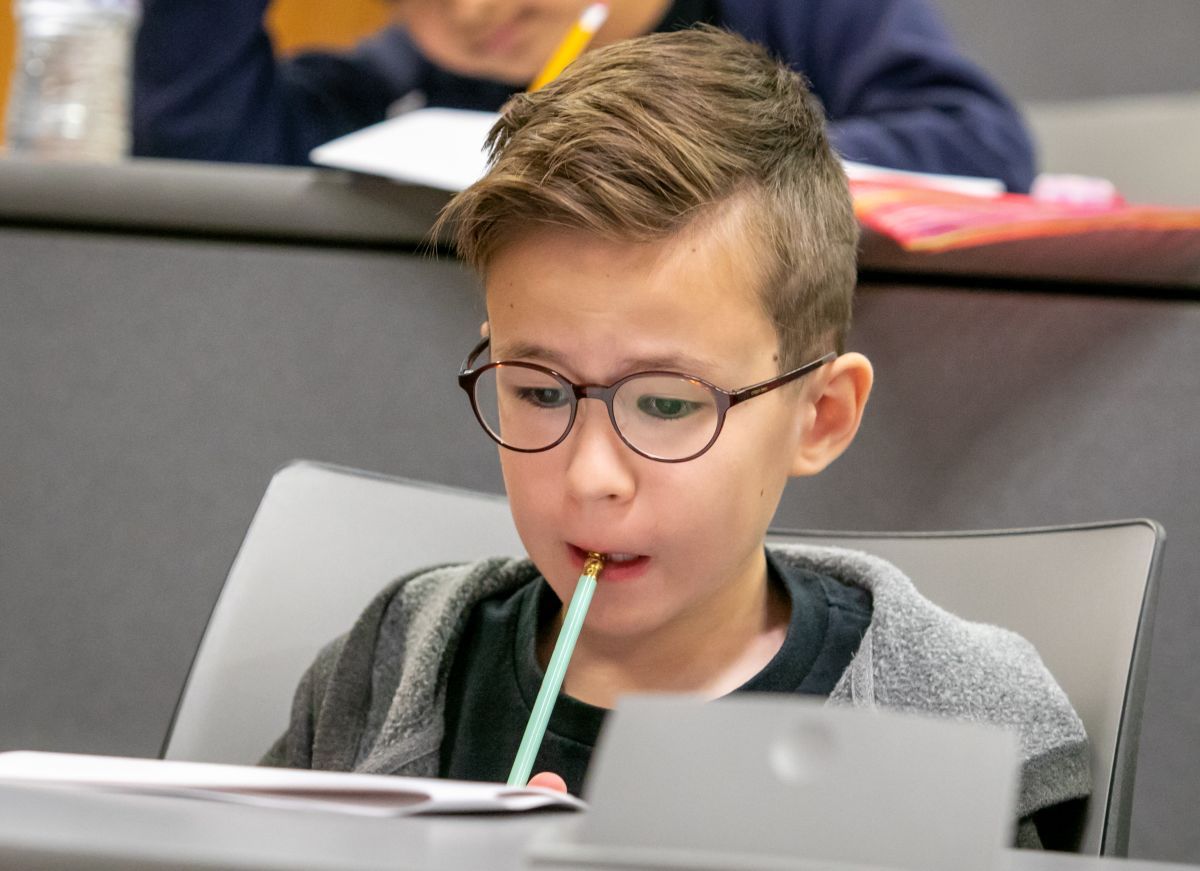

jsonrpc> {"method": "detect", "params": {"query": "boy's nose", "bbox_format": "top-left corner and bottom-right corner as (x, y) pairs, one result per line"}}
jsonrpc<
(563, 401), (637, 505)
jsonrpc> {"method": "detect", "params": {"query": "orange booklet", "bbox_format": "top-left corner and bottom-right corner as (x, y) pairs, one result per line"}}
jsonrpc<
(851, 178), (1200, 255)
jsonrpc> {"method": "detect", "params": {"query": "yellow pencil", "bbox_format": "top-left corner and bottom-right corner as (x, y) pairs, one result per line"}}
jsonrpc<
(528, 3), (610, 92)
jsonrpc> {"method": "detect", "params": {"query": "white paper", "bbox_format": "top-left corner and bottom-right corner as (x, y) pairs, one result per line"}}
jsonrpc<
(310, 107), (1006, 199)
(841, 159), (1005, 197)
(310, 108), (501, 191)
(0, 751), (586, 817)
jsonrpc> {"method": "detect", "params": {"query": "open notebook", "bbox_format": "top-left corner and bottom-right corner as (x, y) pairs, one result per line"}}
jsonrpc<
(0, 751), (585, 817)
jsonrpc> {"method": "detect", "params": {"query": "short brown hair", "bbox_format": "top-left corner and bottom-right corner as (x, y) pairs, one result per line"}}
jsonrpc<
(435, 26), (858, 365)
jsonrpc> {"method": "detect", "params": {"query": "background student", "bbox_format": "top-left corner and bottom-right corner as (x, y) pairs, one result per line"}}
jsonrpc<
(133, 0), (1037, 190)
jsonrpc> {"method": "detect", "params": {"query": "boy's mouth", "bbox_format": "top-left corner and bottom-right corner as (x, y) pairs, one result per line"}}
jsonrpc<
(567, 543), (649, 581)
(476, 10), (535, 57)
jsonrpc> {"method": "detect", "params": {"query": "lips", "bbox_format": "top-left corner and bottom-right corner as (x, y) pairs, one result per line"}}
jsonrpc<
(477, 10), (534, 57)
(482, 22), (520, 54)
(568, 543), (650, 582)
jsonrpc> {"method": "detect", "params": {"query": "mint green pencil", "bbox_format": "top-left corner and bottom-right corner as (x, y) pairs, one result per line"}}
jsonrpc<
(508, 552), (605, 787)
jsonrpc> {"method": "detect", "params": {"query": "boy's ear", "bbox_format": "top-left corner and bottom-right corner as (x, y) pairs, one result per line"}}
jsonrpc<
(480, 320), (490, 338)
(789, 353), (873, 477)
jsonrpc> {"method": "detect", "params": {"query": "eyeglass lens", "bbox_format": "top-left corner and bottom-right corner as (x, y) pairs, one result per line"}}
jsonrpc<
(473, 364), (721, 460)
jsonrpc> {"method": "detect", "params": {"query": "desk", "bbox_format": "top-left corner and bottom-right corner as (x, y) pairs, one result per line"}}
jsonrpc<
(0, 783), (1195, 871)
(0, 782), (559, 870)
(1, 158), (1198, 863)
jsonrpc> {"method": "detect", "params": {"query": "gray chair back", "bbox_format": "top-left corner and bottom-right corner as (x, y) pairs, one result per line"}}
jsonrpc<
(163, 461), (524, 765)
(164, 460), (1161, 857)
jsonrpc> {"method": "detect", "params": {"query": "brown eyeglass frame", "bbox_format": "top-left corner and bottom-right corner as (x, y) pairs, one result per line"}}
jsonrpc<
(457, 336), (836, 463)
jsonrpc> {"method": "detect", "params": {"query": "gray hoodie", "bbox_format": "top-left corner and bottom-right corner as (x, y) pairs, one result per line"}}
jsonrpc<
(262, 545), (1090, 846)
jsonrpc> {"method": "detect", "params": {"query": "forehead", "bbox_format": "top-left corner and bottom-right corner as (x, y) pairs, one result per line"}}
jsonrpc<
(485, 206), (768, 308)
(483, 219), (779, 377)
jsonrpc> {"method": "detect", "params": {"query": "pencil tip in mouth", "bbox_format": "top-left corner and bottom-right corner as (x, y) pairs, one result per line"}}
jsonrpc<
(583, 552), (606, 578)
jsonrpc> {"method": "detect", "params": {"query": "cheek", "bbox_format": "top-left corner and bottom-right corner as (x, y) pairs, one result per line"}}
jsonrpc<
(693, 413), (795, 524)
(499, 453), (560, 539)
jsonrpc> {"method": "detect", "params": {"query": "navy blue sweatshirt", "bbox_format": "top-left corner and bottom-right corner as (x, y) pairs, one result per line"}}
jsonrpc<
(133, 0), (1036, 191)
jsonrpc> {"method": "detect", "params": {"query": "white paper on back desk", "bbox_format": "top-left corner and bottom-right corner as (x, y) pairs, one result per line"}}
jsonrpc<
(310, 108), (500, 191)
(0, 751), (585, 816)
(309, 107), (1005, 197)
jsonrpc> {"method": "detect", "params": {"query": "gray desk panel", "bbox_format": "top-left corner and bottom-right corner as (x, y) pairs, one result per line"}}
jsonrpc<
(0, 157), (450, 246)
(2, 159), (1195, 291)
(0, 783), (1196, 871)
(0, 783), (562, 871)
(0, 227), (500, 758)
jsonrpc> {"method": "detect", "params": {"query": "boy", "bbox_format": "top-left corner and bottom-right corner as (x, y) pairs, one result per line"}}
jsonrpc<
(262, 28), (1089, 849)
(134, 0), (1036, 190)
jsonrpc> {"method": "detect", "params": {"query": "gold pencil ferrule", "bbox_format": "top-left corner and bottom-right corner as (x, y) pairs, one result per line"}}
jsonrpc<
(583, 552), (605, 578)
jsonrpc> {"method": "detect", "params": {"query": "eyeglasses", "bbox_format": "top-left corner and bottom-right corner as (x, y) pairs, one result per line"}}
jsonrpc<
(458, 337), (836, 463)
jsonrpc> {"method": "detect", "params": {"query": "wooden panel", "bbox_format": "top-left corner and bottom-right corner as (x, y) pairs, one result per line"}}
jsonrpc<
(0, 3), (13, 135)
(0, 0), (392, 142)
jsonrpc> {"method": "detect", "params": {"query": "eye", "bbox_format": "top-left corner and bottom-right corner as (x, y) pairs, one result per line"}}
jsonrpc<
(514, 385), (569, 409)
(636, 395), (702, 420)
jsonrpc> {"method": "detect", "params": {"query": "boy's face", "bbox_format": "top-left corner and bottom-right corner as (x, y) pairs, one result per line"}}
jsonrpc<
(484, 224), (822, 644)
(392, 0), (669, 85)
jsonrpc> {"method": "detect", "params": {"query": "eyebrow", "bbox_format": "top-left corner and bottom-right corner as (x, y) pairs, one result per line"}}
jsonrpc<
(493, 340), (724, 378)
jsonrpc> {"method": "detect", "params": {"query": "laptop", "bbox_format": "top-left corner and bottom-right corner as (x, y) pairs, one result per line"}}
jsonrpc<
(529, 694), (1019, 871)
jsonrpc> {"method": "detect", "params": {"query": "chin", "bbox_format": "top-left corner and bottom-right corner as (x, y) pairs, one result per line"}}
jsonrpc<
(438, 52), (532, 85)
(580, 601), (668, 640)
(484, 64), (539, 86)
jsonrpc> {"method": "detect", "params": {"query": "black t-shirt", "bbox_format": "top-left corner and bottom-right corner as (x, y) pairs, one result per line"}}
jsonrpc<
(439, 551), (873, 793)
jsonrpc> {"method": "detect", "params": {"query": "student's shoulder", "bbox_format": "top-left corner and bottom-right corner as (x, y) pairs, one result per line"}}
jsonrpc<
(771, 543), (1090, 814)
(301, 557), (534, 662)
(373, 556), (541, 622)
(713, 0), (877, 43)
(767, 542), (1084, 729)
(301, 557), (539, 692)
(874, 597), (1093, 818)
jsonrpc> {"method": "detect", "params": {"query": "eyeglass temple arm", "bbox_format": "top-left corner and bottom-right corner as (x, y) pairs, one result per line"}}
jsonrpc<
(460, 335), (492, 373)
(726, 352), (837, 407)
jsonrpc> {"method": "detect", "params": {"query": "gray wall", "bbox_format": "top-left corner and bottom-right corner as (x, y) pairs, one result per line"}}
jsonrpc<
(1, 227), (494, 755)
(937, 0), (1200, 102)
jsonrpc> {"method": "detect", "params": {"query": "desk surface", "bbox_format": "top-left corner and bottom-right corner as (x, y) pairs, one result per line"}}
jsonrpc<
(0, 783), (1195, 871)
(0, 157), (1196, 293)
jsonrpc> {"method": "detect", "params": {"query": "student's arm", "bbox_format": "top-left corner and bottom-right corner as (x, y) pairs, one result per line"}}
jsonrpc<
(259, 636), (348, 768)
(738, 0), (1036, 191)
(132, 0), (424, 164)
